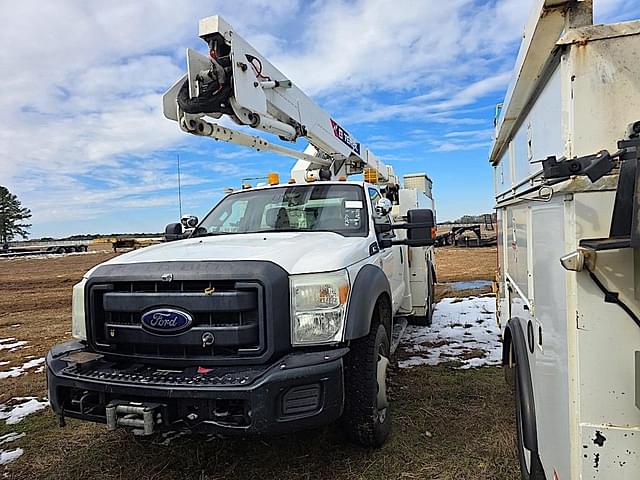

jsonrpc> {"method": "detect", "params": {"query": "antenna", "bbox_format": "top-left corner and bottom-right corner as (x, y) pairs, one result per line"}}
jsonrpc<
(177, 154), (183, 218)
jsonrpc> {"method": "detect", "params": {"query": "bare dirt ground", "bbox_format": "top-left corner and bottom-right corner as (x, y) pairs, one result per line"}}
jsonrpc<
(0, 246), (518, 480)
(434, 246), (495, 301)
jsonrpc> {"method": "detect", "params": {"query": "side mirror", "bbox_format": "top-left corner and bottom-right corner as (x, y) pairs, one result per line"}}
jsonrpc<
(375, 198), (393, 217)
(185, 216), (199, 228)
(164, 222), (184, 242)
(376, 209), (437, 249)
(406, 209), (436, 246)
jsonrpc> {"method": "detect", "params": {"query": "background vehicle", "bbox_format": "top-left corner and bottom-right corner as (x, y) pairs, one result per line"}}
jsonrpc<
(45, 14), (437, 447)
(1, 240), (89, 257)
(491, 0), (640, 477)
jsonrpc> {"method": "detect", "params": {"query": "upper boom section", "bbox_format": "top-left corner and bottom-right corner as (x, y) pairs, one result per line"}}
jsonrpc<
(163, 15), (394, 184)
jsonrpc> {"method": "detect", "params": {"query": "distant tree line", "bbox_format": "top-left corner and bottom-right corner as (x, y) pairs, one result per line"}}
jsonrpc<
(439, 212), (497, 225)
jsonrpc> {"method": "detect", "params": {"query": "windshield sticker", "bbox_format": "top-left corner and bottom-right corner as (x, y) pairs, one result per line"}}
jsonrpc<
(344, 209), (361, 228)
(344, 200), (363, 209)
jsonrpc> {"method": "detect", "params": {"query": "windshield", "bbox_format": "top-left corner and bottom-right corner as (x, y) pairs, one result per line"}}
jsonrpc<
(195, 184), (368, 237)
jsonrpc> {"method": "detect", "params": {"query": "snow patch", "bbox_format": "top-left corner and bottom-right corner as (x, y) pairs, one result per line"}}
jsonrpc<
(0, 357), (45, 380)
(0, 433), (25, 446)
(0, 397), (49, 425)
(0, 341), (27, 351)
(0, 448), (23, 465)
(399, 296), (502, 370)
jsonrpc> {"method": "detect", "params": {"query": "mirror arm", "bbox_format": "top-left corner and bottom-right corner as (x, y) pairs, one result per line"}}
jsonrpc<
(391, 222), (434, 230)
(375, 222), (434, 234)
(374, 223), (393, 234)
(378, 238), (435, 249)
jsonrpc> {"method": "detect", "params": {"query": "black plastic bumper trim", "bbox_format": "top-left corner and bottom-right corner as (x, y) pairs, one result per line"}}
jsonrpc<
(46, 344), (347, 435)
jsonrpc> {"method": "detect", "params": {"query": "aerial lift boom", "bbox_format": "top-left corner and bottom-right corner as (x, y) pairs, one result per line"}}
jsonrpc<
(162, 16), (396, 185)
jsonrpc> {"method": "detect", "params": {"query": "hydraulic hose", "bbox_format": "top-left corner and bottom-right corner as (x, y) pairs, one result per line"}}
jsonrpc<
(586, 268), (640, 329)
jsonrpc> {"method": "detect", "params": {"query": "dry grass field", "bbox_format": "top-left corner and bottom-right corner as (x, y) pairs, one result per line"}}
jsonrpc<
(0, 246), (518, 480)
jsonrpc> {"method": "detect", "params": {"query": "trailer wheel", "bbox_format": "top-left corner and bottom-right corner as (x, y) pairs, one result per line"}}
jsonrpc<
(515, 370), (545, 479)
(56, 247), (65, 254)
(342, 299), (391, 447)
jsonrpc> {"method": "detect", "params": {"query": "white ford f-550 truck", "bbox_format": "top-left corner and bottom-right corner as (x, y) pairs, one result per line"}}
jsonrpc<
(45, 15), (437, 447)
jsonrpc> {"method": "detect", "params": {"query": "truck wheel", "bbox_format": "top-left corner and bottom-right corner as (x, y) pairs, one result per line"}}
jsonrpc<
(56, 247), (65, 254)
(515, 370), (545, 479)
(342, 305), (391, 447)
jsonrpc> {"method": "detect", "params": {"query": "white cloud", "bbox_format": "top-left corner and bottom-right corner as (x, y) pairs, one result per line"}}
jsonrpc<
(595, 0), (639, 23)
(444, 128), (495, 139)
(273, 0), (528, 95)
(431, 140), (492, 152)
(0, 0), (301, 231)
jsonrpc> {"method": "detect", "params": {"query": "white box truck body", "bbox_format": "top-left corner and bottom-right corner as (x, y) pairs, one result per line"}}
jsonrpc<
(491, 1), (640, 478)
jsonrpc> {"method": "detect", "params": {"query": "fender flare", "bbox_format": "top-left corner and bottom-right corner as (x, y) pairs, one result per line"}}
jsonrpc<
(428, 259), (437, 285)
(504, 317), (539, 453)
(344, 264), (391, 340)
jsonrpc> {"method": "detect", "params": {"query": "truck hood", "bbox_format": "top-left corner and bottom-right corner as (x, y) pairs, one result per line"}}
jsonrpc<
(98, 232), (370, 275)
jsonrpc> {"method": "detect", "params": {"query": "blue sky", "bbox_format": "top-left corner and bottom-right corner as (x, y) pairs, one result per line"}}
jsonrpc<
(1, 0), (638, 238)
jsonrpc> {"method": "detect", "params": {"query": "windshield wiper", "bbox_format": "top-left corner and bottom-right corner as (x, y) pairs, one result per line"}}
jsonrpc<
(193, 231), (232, 238)
(243, 229), (308, 234)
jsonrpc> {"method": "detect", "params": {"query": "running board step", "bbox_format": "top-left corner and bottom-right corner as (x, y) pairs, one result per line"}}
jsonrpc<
(390, 317), (408, 356)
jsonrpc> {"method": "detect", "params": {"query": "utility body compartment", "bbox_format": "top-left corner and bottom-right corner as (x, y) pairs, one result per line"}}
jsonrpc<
(491, 4), (640, 478)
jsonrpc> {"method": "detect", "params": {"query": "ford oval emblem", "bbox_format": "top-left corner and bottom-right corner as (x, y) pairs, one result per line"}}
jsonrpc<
(141, 308), (193, 335)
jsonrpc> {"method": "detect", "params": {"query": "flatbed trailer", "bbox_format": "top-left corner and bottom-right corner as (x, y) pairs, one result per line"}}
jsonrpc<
(0, 241), (89, 257)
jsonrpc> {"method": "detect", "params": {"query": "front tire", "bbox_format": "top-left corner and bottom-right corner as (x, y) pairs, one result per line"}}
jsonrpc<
(342, 313), (391, 447)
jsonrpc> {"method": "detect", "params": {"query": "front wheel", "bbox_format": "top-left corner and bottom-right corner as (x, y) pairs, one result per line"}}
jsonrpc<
(342, 321), (391, 447)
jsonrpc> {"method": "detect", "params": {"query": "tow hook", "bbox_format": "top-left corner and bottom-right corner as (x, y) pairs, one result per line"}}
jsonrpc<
(106, 401), (164, 436)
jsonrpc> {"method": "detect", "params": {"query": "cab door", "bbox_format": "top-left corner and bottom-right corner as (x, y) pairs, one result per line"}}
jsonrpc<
(368, 187), (405, 313)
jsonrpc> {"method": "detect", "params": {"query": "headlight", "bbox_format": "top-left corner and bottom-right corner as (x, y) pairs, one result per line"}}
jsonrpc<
(290, 270), (350, 346)
(71, 279), (87, 340)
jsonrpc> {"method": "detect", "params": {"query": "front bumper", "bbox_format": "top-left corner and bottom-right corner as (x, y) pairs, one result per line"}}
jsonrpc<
(46, 341), (346, 435)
